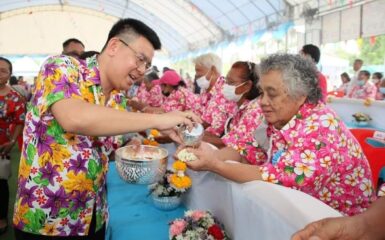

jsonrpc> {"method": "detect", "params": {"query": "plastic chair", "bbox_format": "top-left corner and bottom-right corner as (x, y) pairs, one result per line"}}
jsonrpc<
(327, 91), (344, 97)
(349, 128), (385, 190)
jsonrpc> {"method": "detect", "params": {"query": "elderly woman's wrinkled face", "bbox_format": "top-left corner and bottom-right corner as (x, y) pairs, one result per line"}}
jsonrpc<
(258, 70), (306, 129)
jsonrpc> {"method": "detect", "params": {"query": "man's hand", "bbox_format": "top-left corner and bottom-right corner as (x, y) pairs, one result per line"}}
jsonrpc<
(0, 141), (15, 155)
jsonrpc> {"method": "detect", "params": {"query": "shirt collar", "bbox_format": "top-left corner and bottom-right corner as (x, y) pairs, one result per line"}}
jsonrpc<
(81, 55), (101, 87)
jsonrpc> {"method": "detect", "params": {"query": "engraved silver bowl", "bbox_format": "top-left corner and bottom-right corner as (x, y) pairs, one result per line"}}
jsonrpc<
(178, 123), (204, 147)
(115, 145), (168, 184)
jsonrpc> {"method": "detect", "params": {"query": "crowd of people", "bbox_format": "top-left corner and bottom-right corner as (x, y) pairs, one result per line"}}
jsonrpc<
(0, 17), (384, 240)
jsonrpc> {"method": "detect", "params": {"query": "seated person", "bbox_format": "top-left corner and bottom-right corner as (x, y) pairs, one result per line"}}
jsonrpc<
(337, 72), (350, 96)
(379, 78), (385, 100)
(348, 70), (376, 100)
(202, 61), (267, 165)
(373, 72), (384, 100)
(185, 54), (375, 216)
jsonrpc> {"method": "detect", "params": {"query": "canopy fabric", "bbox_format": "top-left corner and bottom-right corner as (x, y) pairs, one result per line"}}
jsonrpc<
(0, 0), (288, 56)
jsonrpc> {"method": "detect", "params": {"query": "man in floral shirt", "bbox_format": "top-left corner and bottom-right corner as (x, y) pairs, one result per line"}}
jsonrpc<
(13, 19), (199, 240)
(187, 54), (374, 216)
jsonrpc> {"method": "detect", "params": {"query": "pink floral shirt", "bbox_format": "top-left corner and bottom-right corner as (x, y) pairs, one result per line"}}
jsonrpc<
(161, 87), (197, 112)
(222, 99), (267, 165)
(261, 102), (375, 216)
(200, 77), (238, 136)
(136, 83), (163, 107)
(348, 81), (377, 100)
(378, 183), (385, 197)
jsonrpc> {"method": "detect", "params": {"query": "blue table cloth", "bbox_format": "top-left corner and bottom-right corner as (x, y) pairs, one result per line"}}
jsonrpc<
(106, 162), (186, 240)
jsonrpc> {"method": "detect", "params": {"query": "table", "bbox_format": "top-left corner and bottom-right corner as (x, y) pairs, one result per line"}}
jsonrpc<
(184, 167), (342, 240)
(106, 162), (186, 240)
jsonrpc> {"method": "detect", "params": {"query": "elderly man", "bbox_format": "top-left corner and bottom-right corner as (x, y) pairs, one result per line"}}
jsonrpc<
(13, 18), (199, 240)
(187, 54), (374, 216)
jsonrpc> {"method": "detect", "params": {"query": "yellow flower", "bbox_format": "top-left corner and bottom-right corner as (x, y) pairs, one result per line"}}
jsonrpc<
(63, 172), (93, 193)
(13, 199), (29, 226)
(38, 152), (51, 167)
(40, 222), (59, 236)
(363, 98), (372, 106)
(50, 143), (71, 170)
(173, 160), (187, 172)
(150, 129), (160, 137)
(18, 156), (31, 179)
(80, 86), (95, 103)
(170, 174), (192, 189)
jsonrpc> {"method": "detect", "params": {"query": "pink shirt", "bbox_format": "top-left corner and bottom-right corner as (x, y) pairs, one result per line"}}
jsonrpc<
(261, 102), (374, 216)
(222, 99), (267, 165)
(136, 83), (163, 107)
(161, 87), (197, 112)
(200, 77), (238, 136)
(348, 81), (377, 100)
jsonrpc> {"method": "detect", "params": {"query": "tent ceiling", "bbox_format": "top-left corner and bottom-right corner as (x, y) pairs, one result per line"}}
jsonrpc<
(0, 0), (289, 56)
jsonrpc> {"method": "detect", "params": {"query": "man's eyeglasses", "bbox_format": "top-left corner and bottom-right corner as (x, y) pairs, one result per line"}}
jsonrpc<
(118, 38), (151, 71)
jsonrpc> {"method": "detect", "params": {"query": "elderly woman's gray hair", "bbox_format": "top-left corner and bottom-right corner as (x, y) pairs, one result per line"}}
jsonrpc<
(193, 53), (222, 74)
(258, 54), (322, 104)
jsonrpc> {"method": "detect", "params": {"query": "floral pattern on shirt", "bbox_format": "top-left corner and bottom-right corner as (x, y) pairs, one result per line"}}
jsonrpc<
(161, 87), (197, 112)
(222, 99), (267, 165)
(348, 81), (377, 100)
(13, 55), (127, 236)
(200, 77), (238, 136)
(0, 89), (25, 144)
(136, 83), (163, 107)
(260, 102), (375, 216)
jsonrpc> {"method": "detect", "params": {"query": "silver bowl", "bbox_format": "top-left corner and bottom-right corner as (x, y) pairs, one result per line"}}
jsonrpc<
(151, 194), (182, 211)
(178, 123), (204, 147)
(115, 145), (168, 184)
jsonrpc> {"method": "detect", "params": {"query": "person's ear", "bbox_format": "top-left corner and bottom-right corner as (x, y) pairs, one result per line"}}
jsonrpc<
(105, 38), (120, 57)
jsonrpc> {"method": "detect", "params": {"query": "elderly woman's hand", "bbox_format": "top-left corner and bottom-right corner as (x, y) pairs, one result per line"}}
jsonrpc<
(0, 141), (15, 155)
(184, 144), (219, 171)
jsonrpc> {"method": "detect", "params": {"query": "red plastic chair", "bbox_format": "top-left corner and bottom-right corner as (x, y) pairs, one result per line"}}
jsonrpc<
(349, 128), (385, 190)
(327, 91), (344, 97)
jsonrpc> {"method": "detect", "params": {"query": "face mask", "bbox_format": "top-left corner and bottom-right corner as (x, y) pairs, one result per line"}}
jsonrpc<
(196, 75), (210, 90)
(222, 82), (246, 102)
(372, 78), (380, 84)
(380, 87), (385, 94)
(357, 80), (365, 86)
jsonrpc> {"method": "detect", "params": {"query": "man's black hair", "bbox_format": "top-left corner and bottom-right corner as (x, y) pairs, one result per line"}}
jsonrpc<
(103, 18), (161, 51)
(62, 38), (85, 49)
(302, 44), (321, 64)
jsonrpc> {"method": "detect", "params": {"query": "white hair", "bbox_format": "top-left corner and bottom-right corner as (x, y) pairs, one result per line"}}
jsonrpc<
(193, 53), (222, 74)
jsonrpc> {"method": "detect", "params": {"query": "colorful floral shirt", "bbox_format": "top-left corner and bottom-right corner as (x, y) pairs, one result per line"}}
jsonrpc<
(0, 89), (25, 144)
(136, 83), (163, 107)
(161, 87), (197, 112)
(222, 99), (267, 165)
(13, 55), (127, 236)
(190, 77), (222, 117)
(260, 102), (375, 216)
(348, 81), (377, 100)
(200, 77), (238, 136)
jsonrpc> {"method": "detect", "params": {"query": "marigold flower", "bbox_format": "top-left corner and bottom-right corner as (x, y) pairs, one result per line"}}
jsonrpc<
(150, 129), (160, 137)
(170, 174), (192, 189)
(173, 160), (187, 171)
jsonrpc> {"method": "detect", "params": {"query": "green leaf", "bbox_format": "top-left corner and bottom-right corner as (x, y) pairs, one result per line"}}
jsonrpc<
(40, 178), (49, 186)
(69, 208), (81, 220)
(26, 144), (36, 165)
(24, 209), (46, 233)
(295, 113), (302, 119)
(33, 173), (42, 184)
(46, 92), (64, 107)
(47, 120), (66, 144)
(284, 166), (294, 174)
(58, 208), (69, 218)
(295, 174), (305, 185)
(88, 159), (99, 180)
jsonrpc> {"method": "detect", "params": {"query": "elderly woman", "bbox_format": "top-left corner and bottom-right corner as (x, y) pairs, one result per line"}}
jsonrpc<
(202, 61), (266, 165)
(187, 54), (374, 216)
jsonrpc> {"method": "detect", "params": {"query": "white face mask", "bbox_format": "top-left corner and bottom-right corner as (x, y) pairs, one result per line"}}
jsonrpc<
(222, 82), (246, 102)
(196, 75), (210, 90)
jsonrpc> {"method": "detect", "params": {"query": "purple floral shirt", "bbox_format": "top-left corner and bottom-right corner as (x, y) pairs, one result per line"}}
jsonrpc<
(260, 102), (375, 216)
(222, 99), (267, 165)
(200, 77), (238, 136)
(13, 55), (127, 236)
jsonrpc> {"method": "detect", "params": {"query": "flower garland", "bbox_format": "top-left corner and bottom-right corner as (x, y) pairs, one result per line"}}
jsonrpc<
(169, 210), (230, 240)
(143, 129), (160, 146)
(169, 160), (192, 190)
